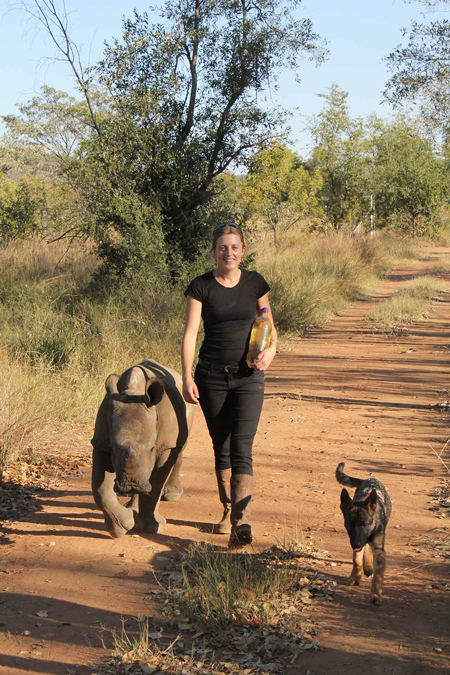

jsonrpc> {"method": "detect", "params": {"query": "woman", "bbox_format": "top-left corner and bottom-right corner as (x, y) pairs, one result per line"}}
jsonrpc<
(181, 222), (277, 547)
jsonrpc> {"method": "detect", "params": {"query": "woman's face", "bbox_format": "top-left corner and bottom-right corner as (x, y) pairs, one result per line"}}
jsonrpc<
(214, 233), (245, 272)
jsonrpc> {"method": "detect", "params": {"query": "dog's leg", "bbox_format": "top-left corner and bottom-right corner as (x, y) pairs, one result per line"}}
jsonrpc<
(363, 544), (373, 577)
(348, 548), (364, 586)
(370, 534), (386, 605)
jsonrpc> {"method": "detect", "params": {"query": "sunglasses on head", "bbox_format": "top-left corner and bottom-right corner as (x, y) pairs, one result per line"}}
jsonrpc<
(213, 222), (242, 232)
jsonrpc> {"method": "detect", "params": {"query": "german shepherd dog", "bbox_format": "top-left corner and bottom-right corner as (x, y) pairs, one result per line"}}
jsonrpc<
(336, 462), (392, 605)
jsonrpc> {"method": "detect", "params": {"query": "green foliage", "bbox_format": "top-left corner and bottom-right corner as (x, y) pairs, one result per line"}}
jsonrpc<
(203, 173), (249, 227)
(32, 0), (324, 278)
(384, 3), (450, 127)
(0, 139), (59, 181)
(0, 175), (85, 242)
(309, 84), (449, 235)
(310, 84), (368, 232)
(1, 86), (98, 240)
(0, 180), (39, 241)
(243, 143), (323, 245)
(367, 116), (449, 235)
(1, 85), (91, 167)
(89, 189), (168, 284)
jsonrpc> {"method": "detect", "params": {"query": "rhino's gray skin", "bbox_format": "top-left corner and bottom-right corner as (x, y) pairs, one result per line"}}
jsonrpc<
(91, 360), (194, 538)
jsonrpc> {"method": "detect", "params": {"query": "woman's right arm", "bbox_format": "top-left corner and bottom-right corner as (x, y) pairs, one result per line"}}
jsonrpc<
(181, 296), (202, 405)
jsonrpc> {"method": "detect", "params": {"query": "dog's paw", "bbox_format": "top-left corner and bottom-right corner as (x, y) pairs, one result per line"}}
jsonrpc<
(371, 594), (382, 606)
(348, 576), (360, 587)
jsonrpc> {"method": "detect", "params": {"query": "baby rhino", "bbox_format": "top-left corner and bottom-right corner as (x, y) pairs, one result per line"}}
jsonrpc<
(336, 462), (392, 606)
(91, 360), (193, 538)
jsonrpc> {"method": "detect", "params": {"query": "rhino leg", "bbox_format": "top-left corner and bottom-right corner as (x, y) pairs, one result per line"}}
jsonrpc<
(161, 447), (184, 502)
(125, 494), (139, 511)
(135, 492), (167, 534)
(134, 448), (180, 534)
(92, 447), (136, 538)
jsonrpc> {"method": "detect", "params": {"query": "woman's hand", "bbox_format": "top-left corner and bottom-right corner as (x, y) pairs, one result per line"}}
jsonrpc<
(183, 376), (200, 405)
(252, 343), (277, 372)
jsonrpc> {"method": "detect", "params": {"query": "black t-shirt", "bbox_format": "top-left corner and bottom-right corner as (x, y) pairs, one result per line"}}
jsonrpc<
(185, 269), (270, 366)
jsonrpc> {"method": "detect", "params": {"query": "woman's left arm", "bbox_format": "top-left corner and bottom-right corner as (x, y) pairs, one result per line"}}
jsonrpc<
(252, 293), (278, 372)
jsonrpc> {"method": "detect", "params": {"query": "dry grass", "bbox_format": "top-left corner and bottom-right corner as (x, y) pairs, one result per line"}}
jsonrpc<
(257, 233), (418, 333)
(99, 540), (332, 674)
(0, 238), (188, 470)
(367, 275), (447, 328)
(0, 233), (420, 471)
(167, 542), (295, 632)
(427, 254), (450, 276)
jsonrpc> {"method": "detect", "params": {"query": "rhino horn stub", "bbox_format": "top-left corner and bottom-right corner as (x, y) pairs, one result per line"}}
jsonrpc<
(145, 378), (165, 408)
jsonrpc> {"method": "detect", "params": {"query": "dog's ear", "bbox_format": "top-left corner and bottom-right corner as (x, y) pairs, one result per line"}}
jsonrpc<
(363, 489), (377, 516)
(340, 488), (353, 514)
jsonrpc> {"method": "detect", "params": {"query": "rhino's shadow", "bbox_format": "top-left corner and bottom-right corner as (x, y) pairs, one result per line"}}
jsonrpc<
(166, 517), (219, 534)
(0, 487), (112, 542)
(135, 530), (229, 551)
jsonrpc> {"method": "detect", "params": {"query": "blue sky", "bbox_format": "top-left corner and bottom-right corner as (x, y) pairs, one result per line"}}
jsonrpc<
(0, 0), (439, 157)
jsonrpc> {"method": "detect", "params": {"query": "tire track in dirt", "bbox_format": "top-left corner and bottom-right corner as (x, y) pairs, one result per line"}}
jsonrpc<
(0, 249), (449, 674)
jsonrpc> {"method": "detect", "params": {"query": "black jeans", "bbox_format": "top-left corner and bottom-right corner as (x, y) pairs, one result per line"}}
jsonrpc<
(195, 362), (265, 476)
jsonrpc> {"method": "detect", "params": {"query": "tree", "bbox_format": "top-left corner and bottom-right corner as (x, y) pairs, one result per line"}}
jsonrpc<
(367, 115), (448, 235)
(243, 143), (322, 245)
(384, 1), (450, 127)
(1, 86), (96, 240)
(0, 136), (60, 182)
(202, 172), (249, 227)
(309, 84), (367, 232)
(2, 86), (89, 168)
(0, 180), (39, 241)
(17, 0), (326, 280)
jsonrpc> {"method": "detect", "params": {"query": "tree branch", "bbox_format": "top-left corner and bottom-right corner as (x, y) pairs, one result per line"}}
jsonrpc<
(178, 0), (200, 146)
(17, 0), (109, 167)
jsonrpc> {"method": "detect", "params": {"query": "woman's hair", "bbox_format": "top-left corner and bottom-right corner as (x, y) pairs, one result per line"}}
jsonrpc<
(210, 222), (245, 252)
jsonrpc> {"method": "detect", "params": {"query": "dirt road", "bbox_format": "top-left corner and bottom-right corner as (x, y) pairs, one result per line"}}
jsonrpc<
(0, 249), (449, 674)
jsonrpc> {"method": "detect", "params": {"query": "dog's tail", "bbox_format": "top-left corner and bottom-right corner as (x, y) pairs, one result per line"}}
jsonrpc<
(335, 462), (363, 488)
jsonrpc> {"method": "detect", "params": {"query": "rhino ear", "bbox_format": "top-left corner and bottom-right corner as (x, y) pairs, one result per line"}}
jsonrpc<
(105, 374), (120, 395)
(145, 378), (165, 408)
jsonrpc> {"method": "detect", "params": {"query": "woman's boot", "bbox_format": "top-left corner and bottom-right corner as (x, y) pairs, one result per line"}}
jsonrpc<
(229, 474), (253, 548)
(213, 468), (232, 534)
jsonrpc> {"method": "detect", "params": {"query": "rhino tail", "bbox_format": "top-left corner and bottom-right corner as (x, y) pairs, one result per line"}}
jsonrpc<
(105, 373), (120, 395)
